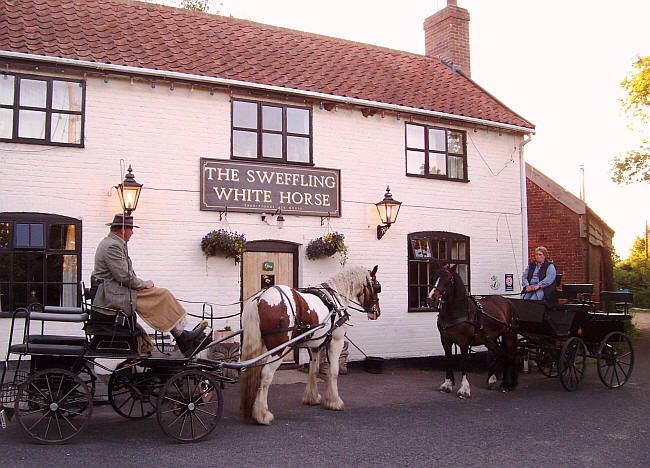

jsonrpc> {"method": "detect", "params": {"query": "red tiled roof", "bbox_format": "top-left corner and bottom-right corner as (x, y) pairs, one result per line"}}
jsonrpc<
(0, 0), (534, 130)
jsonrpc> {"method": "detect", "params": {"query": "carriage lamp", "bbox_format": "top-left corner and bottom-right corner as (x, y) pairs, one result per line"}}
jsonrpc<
(375, 186), (401, 239)
(116, 165), (143, 215)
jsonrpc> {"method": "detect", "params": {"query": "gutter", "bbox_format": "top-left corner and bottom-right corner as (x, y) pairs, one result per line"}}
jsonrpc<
(1, 50), (536, 135)
(520, 135), (532, 272)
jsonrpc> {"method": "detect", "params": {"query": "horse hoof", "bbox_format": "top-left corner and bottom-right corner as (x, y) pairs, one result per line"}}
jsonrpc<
(301, 395), (322, 406)
(324, 399), (345, 411)
(457, 394), (465, 400)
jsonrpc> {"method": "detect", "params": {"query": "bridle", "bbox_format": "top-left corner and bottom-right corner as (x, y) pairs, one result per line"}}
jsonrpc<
(350, 274), (381, 318)
(427, 267), (455, 311)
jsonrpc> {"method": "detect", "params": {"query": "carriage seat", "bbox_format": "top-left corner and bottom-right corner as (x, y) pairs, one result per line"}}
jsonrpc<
(22, 305), (88, 349)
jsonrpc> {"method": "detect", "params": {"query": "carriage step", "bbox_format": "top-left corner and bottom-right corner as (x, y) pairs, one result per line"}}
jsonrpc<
(9, 343), (85, 356)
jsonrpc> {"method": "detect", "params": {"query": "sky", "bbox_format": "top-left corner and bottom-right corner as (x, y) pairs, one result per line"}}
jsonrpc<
(161, 0), (650, 258)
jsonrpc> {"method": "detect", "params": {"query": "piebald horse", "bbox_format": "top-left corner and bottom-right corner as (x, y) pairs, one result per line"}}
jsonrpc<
(240, 265), (381, 425)
(426, 265), (519, 398)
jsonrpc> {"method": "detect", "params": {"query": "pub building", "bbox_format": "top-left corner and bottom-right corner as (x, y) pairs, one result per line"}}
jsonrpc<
(0, 0), (535, 361)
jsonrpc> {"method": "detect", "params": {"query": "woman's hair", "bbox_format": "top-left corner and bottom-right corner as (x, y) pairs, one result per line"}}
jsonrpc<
(534, 246), (549, 258)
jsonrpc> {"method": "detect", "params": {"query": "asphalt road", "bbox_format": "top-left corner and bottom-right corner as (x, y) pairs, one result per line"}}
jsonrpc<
(1, 315), (648, 468)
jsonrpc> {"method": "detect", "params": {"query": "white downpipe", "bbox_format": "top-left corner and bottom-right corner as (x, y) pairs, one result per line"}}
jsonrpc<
(1, 50), (535, 135)
(520, 135), (532, 271)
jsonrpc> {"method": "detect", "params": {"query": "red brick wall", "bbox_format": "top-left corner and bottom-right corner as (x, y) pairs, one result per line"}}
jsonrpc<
(526, 179), (587, 286)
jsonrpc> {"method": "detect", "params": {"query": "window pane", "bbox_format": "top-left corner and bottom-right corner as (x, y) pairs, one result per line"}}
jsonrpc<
(409, 285), (419, 308)
(287, 136), (309, 162)
(15, 223), (29, 248)
(406, 150), (425, 175)
(0, 283), (8, 312)
(0, 75), (15, 105)
(18, 109), (46, 139)
(12, 284), (28, 309)
(0, 253), (9, 280)
(408, 261), (418, 280)
(286, 107), (309, 134)
(262, 105), (282, 131)
(428, 152), (446, 176)
(0, 223), (9, 249)
(262, 132), (282, 158)
(30, 223), (44, 248)
(0, 108), (12, 138)
(52, 80), (82, 111)
(19, 79), (47, 108)
(46, 255), (64, 282)
(451, 240), (466, 260)
(46, 283), (62, 307)
(457, 264), (468, 287)
(51, 113), (81, 144)
(49, 224), (76, 250)
(233, 101), (257, 129)
(429, 128), (446, 151)
(418, 263), (428, 284)
(406, 124), (424, 149)
(233, 130), (257, 157)
(448, 131), (464, 154)
(13, 252), (44, 282)
(412, 239), (431, 259)
(448, 155), (464, 179)
(418, 286), (429, 308)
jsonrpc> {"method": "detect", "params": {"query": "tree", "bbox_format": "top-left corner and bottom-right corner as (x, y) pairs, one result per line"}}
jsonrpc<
(611, 55), (650, 184)
(614, 235), (650, 308)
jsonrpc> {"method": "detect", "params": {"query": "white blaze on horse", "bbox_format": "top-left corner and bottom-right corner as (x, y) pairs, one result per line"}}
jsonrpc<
(239, 265), (381, 425)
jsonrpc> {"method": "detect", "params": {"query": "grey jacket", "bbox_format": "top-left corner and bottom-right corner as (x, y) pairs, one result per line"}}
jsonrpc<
(92, 232), (147, 316)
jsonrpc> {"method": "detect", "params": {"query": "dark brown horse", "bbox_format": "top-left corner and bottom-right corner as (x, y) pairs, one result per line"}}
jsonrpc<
(426, 265), (519, 397)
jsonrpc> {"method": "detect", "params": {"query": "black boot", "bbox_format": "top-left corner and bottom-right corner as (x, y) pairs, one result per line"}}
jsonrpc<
(176, 324), (210, 357)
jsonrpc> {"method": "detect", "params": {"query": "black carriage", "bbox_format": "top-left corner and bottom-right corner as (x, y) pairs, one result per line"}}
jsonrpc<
(0, 284), (241, 444)
(511, 285), (635, 392)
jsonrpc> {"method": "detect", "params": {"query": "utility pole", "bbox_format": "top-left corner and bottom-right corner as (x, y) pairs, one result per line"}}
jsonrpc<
(646, 219), (648, 259)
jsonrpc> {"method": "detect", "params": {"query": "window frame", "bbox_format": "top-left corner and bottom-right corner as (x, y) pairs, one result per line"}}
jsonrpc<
(405, 123), (468, 182)
(0, 73), (86, 147)
(407, 231), (470, 312)
(231, 98), (313, 165)
(0, 213), (82, 317)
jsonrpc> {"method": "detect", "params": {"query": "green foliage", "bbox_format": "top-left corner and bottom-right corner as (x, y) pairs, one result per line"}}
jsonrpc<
(612, 55), (650, 184)
(613, 235), (650, 308)
(180, 0), (210, 11)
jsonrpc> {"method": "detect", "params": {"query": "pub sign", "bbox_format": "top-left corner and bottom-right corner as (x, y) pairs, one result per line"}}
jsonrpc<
(200, 158), (340, 217)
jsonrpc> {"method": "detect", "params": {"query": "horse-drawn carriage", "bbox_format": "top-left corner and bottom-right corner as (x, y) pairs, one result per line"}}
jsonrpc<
(0, 266), (382, 443)
(512, 284), (634, 392)
(427, 265), (635, 397)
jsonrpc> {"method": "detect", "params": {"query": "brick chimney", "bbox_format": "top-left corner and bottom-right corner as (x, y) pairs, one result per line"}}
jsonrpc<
(424, 0), (471, 77)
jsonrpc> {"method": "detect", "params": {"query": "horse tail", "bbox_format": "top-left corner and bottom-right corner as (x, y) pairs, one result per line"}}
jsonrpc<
(239, 294), (264, 420)
(502, 297), (520, 390)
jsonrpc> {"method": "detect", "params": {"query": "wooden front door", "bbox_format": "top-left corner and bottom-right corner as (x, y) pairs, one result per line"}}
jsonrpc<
(241, 250), (294, 301)
(241, 241), (298, 364)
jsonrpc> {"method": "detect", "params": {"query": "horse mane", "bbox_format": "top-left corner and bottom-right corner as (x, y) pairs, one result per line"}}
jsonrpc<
(325, 266), (371, 306)
(449, 268), (470, 313)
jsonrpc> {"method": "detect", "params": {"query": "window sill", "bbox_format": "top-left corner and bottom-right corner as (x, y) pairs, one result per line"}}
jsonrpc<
(406, 173), (469, 183)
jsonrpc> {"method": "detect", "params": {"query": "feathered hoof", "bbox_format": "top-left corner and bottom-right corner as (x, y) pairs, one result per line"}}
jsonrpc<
(324, 398), (345, 411)
(456, 390), (471, 399)
(253, 410), (275, 425)
(439, 379), (453, 393)
(301, 393), (322, 406)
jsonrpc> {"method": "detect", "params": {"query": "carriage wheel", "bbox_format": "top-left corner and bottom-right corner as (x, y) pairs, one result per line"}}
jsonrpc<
(535, 348), (559, 378)
(156, 369), (223, 443)
(558, 337), (587, 392)
(14, 368), (93, 444)
(108, 360), (160, 420)
(597, 331), (634, 389)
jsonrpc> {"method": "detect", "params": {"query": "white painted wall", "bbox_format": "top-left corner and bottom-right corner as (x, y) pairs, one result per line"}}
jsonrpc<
(0, 70), (525, 360)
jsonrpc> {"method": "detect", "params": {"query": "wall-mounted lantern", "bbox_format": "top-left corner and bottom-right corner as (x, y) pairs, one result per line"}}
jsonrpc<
(375, 186), (401, 239)
(116, 165), (143, 215)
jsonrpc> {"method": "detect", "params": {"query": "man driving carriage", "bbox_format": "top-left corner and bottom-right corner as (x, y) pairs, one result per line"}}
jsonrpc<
(521, 246), (557, 303)
(92, 214), (211, 356)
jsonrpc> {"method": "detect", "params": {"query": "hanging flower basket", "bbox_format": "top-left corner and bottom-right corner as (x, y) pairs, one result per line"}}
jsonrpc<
(201, 229), (246, 263)
(306, 232), (348, 266)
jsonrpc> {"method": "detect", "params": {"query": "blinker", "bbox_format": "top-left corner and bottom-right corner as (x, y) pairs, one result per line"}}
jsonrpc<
(373, 282), (381, 294)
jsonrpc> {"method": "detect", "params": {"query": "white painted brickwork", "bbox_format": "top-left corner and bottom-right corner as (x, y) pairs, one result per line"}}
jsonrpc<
(0, 72), (525, 359)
